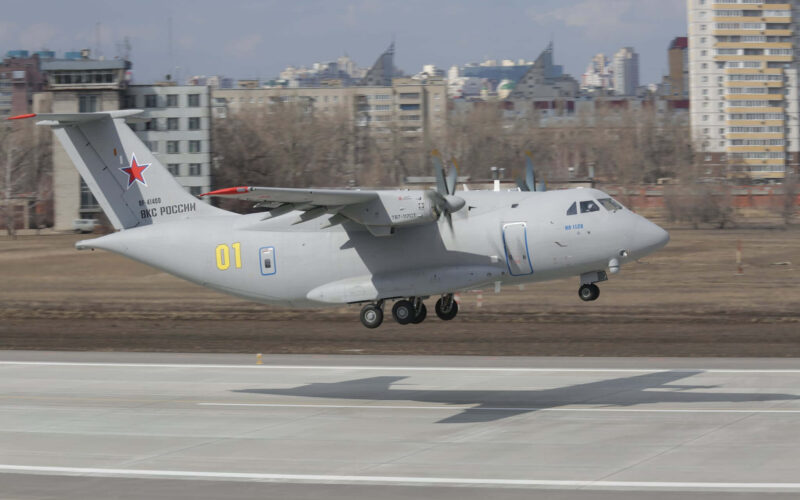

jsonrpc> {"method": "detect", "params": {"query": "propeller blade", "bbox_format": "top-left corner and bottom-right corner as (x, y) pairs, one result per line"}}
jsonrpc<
(524, 151), (536, 192)
(446, 157), (459, 196)
(431, 150), (448, 195)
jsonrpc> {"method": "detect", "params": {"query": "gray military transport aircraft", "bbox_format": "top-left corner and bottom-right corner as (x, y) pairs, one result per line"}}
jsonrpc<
(9, 110), (669, 328)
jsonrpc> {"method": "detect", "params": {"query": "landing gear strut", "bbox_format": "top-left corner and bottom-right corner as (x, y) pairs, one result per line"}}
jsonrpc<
(435, 293), (459, 320)
(578, 283), (600, 302)
(360, 300), (384, 328)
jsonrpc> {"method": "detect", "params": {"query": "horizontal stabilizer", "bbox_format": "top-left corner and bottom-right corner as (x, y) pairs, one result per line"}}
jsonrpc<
(8, 110), (144, 126)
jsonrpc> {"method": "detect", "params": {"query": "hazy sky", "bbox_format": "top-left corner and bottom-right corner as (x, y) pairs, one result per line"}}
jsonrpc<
(0, 0), (686, 85)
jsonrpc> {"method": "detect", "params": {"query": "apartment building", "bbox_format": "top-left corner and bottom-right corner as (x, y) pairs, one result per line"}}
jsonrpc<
(212, 78), (447, 152)
(689, 0), (800, 180)
(124, 85), (212, 197)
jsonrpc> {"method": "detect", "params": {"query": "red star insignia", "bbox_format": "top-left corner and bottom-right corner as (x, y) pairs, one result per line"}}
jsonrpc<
(120, 153), (150, 188)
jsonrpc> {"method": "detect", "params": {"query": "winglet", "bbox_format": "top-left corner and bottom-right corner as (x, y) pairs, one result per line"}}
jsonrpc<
(199, 186), (251, 197)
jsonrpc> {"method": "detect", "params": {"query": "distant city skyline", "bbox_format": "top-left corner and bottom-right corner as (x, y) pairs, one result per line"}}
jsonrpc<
(0, 0), (685, 85)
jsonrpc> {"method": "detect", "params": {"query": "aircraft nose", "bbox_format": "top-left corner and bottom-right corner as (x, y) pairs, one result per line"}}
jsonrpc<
(633, 218), (669, 256)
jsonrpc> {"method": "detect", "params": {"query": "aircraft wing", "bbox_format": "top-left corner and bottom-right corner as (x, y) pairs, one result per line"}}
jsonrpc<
(201, 185), (441, 236)
(200, 186), (377, 207)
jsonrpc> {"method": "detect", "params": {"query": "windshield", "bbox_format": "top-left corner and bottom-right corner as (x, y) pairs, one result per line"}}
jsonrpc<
(597, 198), (623, 212)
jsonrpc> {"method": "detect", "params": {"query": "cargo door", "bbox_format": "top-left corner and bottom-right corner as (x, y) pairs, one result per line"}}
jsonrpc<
(502, 222), (533, 276)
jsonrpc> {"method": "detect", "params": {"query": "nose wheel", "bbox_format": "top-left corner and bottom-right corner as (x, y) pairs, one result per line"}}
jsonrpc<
(578, 284), (600, 302)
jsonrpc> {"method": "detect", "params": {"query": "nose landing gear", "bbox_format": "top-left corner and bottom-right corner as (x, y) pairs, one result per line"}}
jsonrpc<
(578, 283), (600, 302)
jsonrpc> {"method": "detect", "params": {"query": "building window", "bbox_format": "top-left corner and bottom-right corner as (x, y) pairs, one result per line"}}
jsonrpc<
(166, 94), (178, 107)
(167, 141), (180, 154)
(188, 117), (200, 130)
(189, 186), (203, 196)
(145, 119), (158, 131)
(149, 141), (158, 153)
(188, 94), (200, 107)
(188, 140), (201, 153)
(79, 95), (98, 112)
(167, 117), (179, 130)
(125, 95), (137, 109)
(145, 94), (158, 108)
(167, 163), (180, 176)
(188, 163), (201, 176)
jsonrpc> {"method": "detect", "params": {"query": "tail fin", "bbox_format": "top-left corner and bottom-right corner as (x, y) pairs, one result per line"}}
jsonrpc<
(21, 110), (228, 230)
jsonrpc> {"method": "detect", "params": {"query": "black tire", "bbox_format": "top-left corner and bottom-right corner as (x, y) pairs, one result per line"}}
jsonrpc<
(411, 303), (427, 324)
(360, 304), (383, 328)
(435, 297), (459, 321)
(392, 300), (414, 325)
(588, 283), (600, 301)
(578, 284), (594, 302)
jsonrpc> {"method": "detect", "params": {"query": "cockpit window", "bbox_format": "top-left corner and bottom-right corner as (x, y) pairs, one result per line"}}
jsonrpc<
(566, 202), (577, 215)
(597, 198), (623, 212)
(579, 200), (600, 213)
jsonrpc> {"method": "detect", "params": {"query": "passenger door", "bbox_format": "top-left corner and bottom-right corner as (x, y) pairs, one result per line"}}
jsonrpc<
(502, 222), (533, 276)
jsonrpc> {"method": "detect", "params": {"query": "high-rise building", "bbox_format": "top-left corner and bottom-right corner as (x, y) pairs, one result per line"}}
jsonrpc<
(612, 47), (640, 96)
(688, 0), (799, 180)
(665, 37), (689, 98)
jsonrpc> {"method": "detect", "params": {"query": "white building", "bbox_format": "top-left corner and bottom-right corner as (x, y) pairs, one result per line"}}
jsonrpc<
(124, 85), (213, 197)
(613, 47), (639, 96)
(581, 53), (613, 91)
(688, 0), (799, 180)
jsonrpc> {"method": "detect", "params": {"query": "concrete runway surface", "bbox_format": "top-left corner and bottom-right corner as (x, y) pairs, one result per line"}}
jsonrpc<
(2, 351), (800, 500)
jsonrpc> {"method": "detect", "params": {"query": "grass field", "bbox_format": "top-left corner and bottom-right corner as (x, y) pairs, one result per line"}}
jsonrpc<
(1, 227), (799, 356)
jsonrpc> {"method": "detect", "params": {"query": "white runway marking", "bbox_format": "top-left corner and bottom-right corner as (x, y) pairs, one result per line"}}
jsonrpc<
(198, 402), (800, 414)
(1, 464), (799, 490)
(2, 361), (800, 374)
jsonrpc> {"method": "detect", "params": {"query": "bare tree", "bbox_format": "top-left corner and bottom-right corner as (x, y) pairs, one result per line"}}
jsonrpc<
(0, 121), (51, 238)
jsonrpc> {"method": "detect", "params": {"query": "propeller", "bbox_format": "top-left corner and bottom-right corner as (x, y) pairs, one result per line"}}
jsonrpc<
(430, 150), (466, 230)
(515, 151), (536, 192)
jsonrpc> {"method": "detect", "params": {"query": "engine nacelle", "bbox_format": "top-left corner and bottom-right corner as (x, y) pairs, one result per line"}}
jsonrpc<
(340, 190), (438, 231)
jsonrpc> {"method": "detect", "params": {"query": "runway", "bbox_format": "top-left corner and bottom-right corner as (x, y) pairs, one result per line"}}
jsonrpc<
(2, 352), (800, 499)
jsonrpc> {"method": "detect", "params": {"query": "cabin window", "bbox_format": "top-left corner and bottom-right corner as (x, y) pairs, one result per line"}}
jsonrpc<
(566, 202), (577, 215)
(259, 247), (276, 276)
(580, 200), (600, 213)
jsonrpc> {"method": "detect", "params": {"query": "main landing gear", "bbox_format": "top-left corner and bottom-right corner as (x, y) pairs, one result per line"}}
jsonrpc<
(358, 293), (457, 328)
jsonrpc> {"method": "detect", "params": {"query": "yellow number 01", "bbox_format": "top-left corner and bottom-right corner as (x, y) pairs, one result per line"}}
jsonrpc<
(215, 242), (242, 270)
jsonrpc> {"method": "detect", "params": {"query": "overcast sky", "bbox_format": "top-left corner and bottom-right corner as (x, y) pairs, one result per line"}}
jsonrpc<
(0, 0), (686, 85)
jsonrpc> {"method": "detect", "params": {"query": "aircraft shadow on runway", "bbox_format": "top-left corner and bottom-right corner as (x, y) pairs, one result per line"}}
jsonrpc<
(233, 371), (800, 423)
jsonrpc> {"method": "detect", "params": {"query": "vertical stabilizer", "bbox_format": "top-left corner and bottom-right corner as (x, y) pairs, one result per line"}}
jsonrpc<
(27, 110), (228, 230)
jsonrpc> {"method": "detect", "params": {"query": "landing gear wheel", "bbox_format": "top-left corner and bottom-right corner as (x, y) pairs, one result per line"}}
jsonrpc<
(411, 303), (427, 324)
(435, 296), (459, 321)
(360, 304), (383, 328)
(392, 300), (415, 325)
(578, 284), (600, 302)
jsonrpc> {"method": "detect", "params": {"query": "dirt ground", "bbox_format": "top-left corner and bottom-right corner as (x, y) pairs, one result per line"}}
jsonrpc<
(1, 226), (799, 356)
